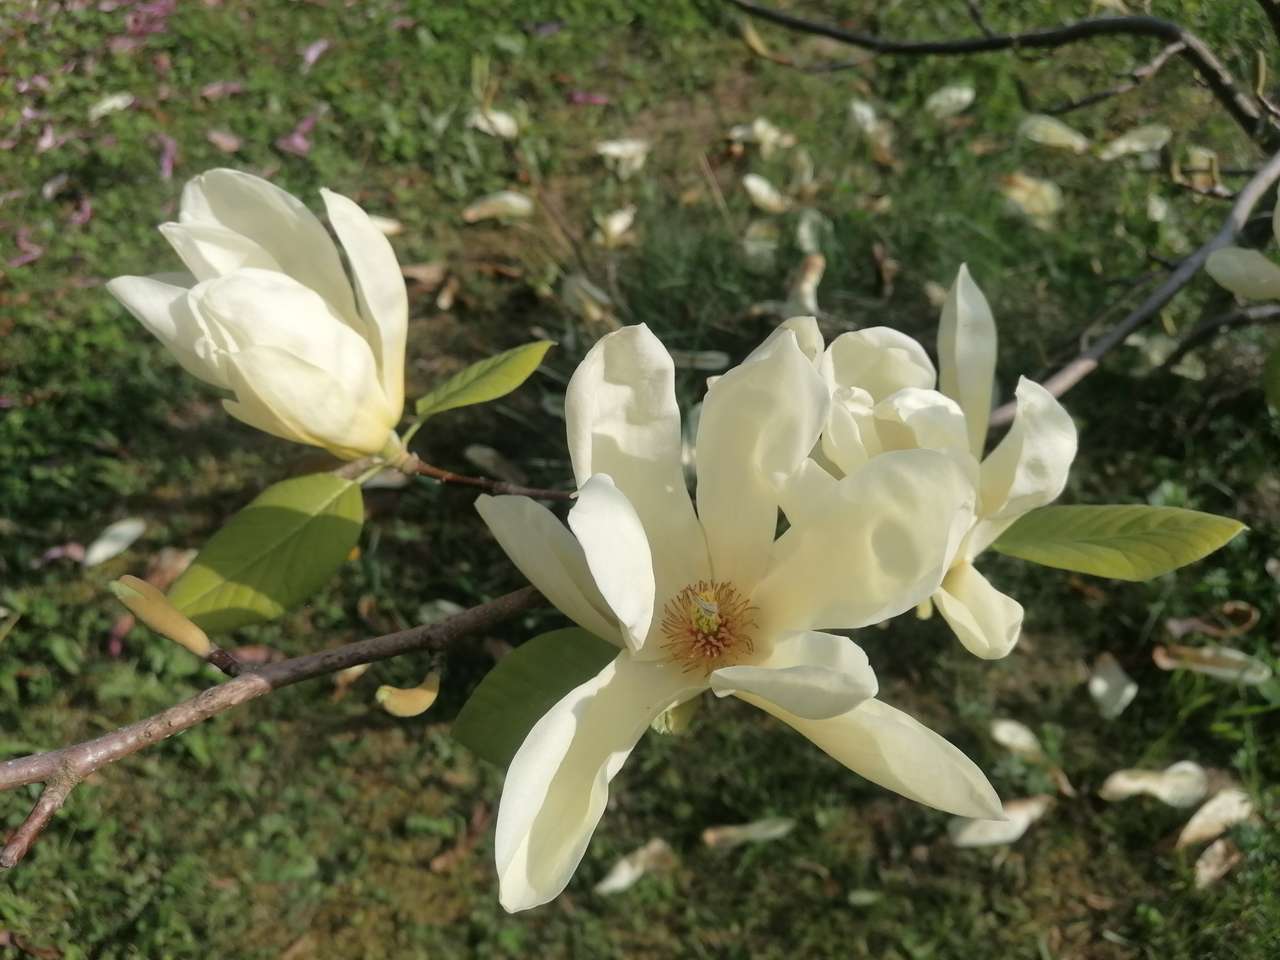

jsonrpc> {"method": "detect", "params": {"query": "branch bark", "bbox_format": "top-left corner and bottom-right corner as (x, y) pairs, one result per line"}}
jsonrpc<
(413, 460), (574, 501)
(726, 0), (1278, 149)
(990, 148), (1280, 425)
(1161, 302), (1280, 369)
(0, 585), (544, 868)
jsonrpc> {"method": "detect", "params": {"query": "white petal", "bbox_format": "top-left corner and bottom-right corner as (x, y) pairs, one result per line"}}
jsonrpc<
(933, 562), (1024, 659)
(321, 188), (408, 418)
(757, 315), (825, 364)
(710, 630), (877, 719)
(190, 268), (386, 405)
(158, 221), (282, 282)
(221, 345), (395, 458)
(937, 264), (997, 456)
(179, 168), (359, 321)
(820, 386), (879, 476)
(873, 387), (970, 455)
(496, 654), (703, 912)
(1205, 247), (1280, 301)
(567, 475), (656, 652)
(777, 458), (839, 528)
(821, 327), (936, 401)
(696, 331), (829, 591)
(753, 449), (976, 634)
(565, 325), (709, 613)
(970, 376), (1077, 554)
(475, 494), (620, 644)
(744, 696), (1003, 819)
(106, 274), (225, 387)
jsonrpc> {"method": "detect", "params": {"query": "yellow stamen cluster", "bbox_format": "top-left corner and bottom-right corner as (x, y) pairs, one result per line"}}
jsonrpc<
(660, 579), (757, 673)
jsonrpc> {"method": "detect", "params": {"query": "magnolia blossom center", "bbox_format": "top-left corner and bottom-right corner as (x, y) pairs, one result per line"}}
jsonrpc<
(660, 579), (757, 673)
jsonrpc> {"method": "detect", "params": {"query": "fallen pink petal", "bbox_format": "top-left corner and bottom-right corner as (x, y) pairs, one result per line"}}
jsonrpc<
(156, 133), (178, 179)
(301, 39), (331, 70)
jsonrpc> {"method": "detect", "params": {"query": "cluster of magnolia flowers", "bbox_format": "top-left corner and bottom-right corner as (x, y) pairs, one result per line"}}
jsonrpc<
(109, 168), (1255, 915)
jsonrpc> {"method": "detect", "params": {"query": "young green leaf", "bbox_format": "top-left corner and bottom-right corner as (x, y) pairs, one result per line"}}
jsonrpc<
(414, 340), (553, 419)
(167, 473), (363, 633)
(991, 504), (1245, 581)
(452, 627), (617, 767)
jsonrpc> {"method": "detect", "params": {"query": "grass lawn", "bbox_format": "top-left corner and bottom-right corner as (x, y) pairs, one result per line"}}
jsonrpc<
(2, 1), (1279, 956)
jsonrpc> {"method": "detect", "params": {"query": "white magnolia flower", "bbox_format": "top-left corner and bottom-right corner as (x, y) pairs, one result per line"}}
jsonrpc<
(1206, 204), (1280, 300)
(108, 169), (407, 460)
(760, 265), (1077, 659)
(476, 324), (1002, 912)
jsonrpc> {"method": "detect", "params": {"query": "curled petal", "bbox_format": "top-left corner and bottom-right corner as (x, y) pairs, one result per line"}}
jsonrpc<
(710, 630), (877, 719)
(933, 562), (1024, 659)
(821, 327), (936, 401)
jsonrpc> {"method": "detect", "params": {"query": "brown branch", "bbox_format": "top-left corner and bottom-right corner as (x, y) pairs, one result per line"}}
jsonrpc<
(414, 460), (574, 501)
(0, 586), (544, 867)
(990, 147), (1280, 426)
(1037, 41), (1185, 116)
(1160, 303), (1280, 369)
(725, 0), (1277, 149)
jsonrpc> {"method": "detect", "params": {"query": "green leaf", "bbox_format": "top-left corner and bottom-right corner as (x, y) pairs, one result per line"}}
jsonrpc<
(991, 504), (1245, 581)
(452, 627), (617, 767)
(414, 340), (552, 418)
(167, 473), (363, 633)
(1264, 343), (1280, 412)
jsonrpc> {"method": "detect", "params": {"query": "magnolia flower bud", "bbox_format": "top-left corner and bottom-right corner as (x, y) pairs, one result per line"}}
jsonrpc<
(107, 169), (408, 460)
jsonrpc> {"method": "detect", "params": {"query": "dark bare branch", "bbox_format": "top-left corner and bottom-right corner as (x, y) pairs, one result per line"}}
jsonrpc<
(1161, 303), (1280, 369)
(0, 586), (544, 867)
(725, 0), (1277, 149)
(1039, 41), (1185, 116)
(990, 148), (1280, 425)
(413, 460), (574, 501)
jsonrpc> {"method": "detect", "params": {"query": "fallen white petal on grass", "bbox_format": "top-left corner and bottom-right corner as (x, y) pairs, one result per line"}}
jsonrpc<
(742, 218), (780, 271)
(560, 273), (618, 330)
(990, 719), (1044, 760)
(1099, 123), (1171, 161)
(925, 84), (975, 120)
(416, 599), (465, 625)
(1018, 114), (1090, 153)
(593, 205), (637, 247)
(848, 99), (879, 134)
(1098, 761), (1208, 807)
(795, 208), (832, 255)
(375, 671), (441, 718)
(88, 92), (135, 122)
(949, 796), (1053, 847)
(467, 107), (519, 140)
(742, 173), (791, 214)
(594, 838), (677, 895)
(596, 138), (650, 179)
(1153, 644), (1272, 685)
(1194, 838), (1243, 888)
(205, 128), (242, 153)
(727, 117), (796, 158)
(668, 349), (730, 372)
(462, 190), (534, 223)
(999, 172), (1062, 228)
(1176, 788), (1254, 849)
(1089, 653), (1139, 719)
(83, 517), (146, 568)
(366, 214), (403, 237)
(702, 817), (795, 850)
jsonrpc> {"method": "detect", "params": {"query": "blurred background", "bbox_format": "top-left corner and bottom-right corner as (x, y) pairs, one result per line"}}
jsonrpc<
(2, 1), (1278, 956)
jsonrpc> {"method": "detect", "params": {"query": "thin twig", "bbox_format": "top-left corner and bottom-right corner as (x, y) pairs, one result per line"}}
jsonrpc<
(725, 0), (1276, 149)
(414, 460), (574, 501)
(1038, 41), (1185, 115)
(990, 148), (1280, 425)
(0, 586), (544, 867)
(1255, 0), (1280, 45)
(1161, 303), (1280, 369)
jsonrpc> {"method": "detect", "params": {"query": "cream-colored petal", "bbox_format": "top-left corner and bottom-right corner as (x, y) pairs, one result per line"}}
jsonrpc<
(933, 562), (1024, 659)
(776, 458), (839, 528)
(190, 269), (387, 405)
(937, 264), (997, 457)
(564, 325), (709, 613)
(475, 494), (620, 644)
(321, 188), (408, 418)
(567, 474), (656, 652)
(753, 449), (975, 634)
(1204, 247), (1280, 301)
(970, 376), (1077, 554)
(158, 221), (283, 282)
(710, 630), (877, 719)
(496, 654), (703, 912)
(747, 315), (825, 365)
(179, 168), (359, 321)
(820, 386), (879, 477)
(821, 327), (936, 401)
(873, 387), (970, 455)
(745, 696), (1002, 819)
(106, 274), (225, 387)
(696, 331), (829, 592)
(221, 345), (396, 458)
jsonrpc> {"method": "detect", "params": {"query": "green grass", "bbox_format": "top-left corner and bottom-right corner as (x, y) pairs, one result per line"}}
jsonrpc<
(3, 0), (1280, 956)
